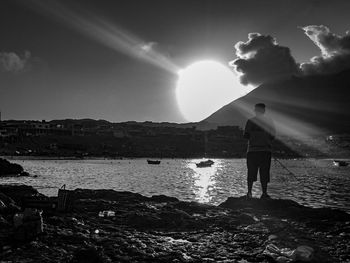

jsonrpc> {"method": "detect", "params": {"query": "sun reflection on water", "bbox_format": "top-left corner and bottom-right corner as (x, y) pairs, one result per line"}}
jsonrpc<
(187, 159), (222, 203)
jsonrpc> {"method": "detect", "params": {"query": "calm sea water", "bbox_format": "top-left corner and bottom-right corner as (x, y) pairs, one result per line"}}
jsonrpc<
(1, 158), (349, 212)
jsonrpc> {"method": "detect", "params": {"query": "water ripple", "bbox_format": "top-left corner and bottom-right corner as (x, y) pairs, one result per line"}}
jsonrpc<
(1, 158), (349, 212)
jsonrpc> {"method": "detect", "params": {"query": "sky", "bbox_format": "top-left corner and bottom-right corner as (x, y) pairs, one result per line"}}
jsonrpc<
(0, 0), (350, 123)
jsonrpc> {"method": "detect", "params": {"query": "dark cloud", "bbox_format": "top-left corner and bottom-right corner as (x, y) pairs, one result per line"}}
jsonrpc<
(231, 26), (350, 85)
(0, 51), (31, 73)
(230, 33), (300, 86)
(300, 25), (350, 75)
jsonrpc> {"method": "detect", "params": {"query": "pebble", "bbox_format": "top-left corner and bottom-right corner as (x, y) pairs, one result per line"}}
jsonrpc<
(268, 234), (278, 241)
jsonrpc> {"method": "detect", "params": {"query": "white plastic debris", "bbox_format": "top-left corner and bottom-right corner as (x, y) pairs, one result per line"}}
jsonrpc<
(294, 245), (314, 261)
(264, 244), (314, 262)
(98, 210), (115, 217)
(264, 244), (294, 263)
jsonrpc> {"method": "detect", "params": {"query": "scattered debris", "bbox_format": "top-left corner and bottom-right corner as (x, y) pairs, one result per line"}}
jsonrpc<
(0, 184), (348, 262)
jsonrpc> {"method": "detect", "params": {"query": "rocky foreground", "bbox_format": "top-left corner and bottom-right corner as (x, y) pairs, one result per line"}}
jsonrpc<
(0, 185), (349, 263)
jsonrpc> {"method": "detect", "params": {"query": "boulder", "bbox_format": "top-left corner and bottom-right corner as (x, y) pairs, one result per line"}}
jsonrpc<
(0, 158), (24, 176)
(0, 185), (41, 207)
(219, 196), (350, 222)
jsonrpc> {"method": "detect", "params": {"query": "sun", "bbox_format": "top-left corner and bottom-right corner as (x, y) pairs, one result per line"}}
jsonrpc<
(176, 60), (250, 122)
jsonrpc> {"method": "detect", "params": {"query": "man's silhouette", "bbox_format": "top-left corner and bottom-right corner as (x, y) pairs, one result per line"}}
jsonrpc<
(244, 103), (275, 199)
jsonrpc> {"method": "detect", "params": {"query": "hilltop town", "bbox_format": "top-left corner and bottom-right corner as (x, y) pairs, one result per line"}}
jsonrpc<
(0, 119), (347, 158)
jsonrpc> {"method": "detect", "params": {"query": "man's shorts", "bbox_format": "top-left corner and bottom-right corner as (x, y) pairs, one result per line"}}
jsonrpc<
(247, 151), (271, 183)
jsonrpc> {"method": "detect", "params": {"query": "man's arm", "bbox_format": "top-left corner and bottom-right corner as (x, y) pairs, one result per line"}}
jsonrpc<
(243, 120), (251, 139)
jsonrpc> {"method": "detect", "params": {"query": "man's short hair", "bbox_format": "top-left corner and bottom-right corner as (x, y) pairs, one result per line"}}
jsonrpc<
(255, 103), (266, 109)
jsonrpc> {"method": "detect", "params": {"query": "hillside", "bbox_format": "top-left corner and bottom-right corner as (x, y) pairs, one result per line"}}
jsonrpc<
(203, 70), (350, 136)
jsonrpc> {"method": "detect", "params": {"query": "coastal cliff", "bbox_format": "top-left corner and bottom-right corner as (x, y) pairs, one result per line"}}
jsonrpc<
(0, 185), (349, 262)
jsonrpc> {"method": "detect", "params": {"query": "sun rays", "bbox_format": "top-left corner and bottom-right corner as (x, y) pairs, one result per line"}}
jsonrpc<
(230, 98), (336, 156)
(24, 0), (179, 74)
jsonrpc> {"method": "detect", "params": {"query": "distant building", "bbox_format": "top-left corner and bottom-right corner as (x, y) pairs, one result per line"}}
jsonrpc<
(0, 127), (18, 137)
(113, 129), (128, 138)
(30, 121), (51, 130)
(0, 129), (7, 137)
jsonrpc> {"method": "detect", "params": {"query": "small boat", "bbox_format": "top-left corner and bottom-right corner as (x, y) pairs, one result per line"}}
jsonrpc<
(333, 160), (349, 167)
(196, 159), (214, 168)
(147, 160), (161, 165)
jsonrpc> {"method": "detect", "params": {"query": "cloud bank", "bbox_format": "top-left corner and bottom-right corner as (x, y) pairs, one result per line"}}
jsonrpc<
(300, 25), (350, 75)
(232, 26), (350, 85)
(231, 33), (300, 85)
(0, 51), (31, 73)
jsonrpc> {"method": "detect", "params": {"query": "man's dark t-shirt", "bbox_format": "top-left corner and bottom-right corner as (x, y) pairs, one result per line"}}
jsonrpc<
(243, 116), (275, 153)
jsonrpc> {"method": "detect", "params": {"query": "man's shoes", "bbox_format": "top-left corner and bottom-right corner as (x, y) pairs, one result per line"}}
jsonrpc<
(246, 192), (252, 198)
(260, 193), (271, 199)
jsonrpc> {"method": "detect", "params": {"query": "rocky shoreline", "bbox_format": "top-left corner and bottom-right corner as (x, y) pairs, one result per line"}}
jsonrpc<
(0, 158), (30, 177)
(0, 184), (349, 262)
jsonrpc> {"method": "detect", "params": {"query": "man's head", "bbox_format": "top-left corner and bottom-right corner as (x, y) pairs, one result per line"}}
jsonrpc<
(254, 103), (266, 115)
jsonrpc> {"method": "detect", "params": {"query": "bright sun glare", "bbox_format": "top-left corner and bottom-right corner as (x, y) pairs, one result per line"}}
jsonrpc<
(176, 60), (250, 122)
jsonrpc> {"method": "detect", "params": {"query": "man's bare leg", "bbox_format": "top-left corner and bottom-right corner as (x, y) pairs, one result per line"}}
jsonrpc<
(247, 180), (253, 198)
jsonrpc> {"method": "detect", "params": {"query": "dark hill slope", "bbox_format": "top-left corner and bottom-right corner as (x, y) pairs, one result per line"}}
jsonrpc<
(204, 70), (350, 135)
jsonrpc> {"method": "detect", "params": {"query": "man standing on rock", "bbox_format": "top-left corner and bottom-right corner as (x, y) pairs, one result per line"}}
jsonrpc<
(243, 103), (275, 199)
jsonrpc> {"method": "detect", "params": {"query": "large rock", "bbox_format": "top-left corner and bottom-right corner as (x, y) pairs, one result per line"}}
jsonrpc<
(0, 192), (20, 215)
(0, 185), (41, 207)
(219, 196), (350, 221)
(0, 158), (29, 176)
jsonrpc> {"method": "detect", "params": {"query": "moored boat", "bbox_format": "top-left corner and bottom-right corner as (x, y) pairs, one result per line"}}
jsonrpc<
(196, 159), (214, 168)
(147, 160), (161, 165)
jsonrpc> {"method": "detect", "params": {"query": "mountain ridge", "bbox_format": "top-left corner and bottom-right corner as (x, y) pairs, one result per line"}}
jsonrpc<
(203, 69), (350, 136)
